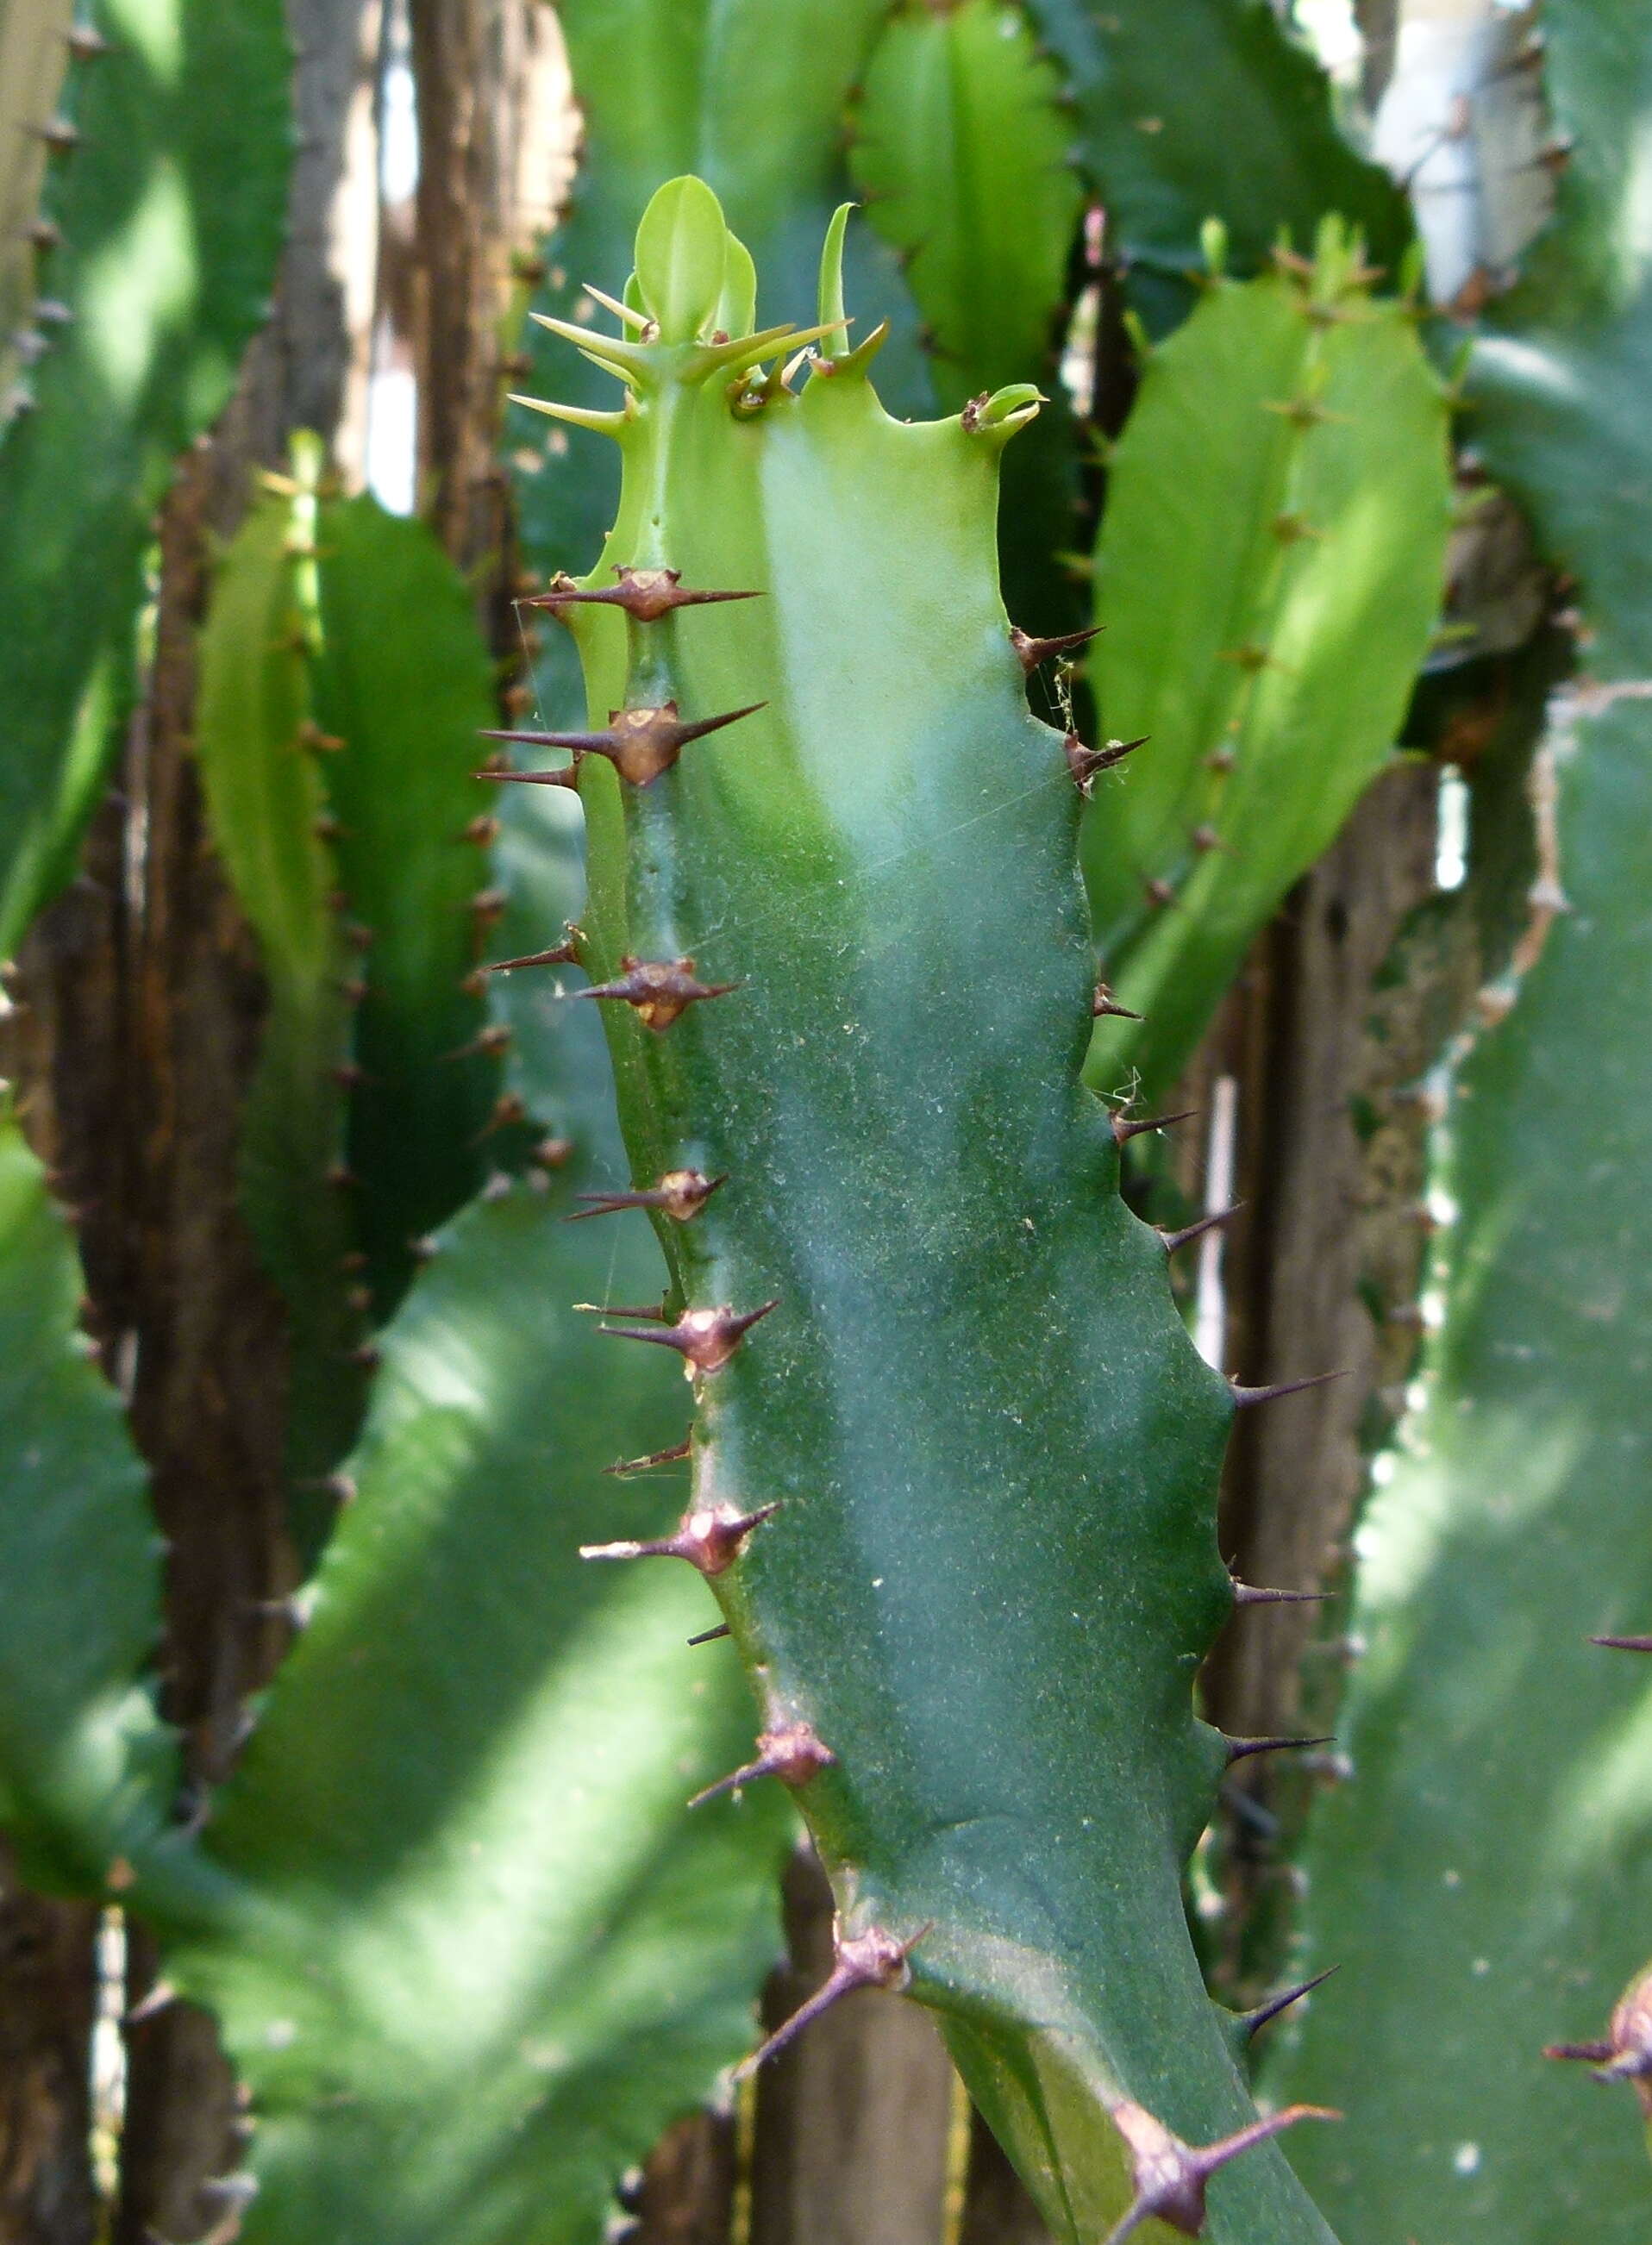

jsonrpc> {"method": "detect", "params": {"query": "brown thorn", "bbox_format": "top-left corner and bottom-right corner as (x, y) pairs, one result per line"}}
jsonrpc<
(1010, 622), (1102, 673)
(485, 941), (580, 973)
(1113, 1107), (1194, 1145)
(1240, 1965), (1340, 2040)
(1067, 732), (1148, 793)
(687, 1621), (731, 1647)
(441, 1022), (511, 1062)
(1160, 1203), (1243, 1255)
(574, 1297), (672, 1322)
(521, 566), (763, 623)
(573, 955), (739, 1031)
(734, 1922), (929, 2080)
(1230, 1368), (1347, 1408)
(1591, 1634), (1652, 1652)
(686, 1720), (835, 1810)
(602, 1436), (691, 1478)
(1547, 1967), (1652, 2108)
(1230, 1573), (1329, 1608)
(479, 699), (764, 786)
(1092, 981), (1143, 1022)
(566, 1169), (726, 1223)
(1225, 1731), (1334, 1764)
(1144, 877), (1177, 910)
(1103, 2102), (1339, 2245)
(473, 760), (581, 791)
(580, 1498), (779, 1577)
(599, 1298), (778, 1374)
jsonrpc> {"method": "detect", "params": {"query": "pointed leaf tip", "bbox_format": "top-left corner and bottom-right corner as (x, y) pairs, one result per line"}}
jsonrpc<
(818, 203), (853, 354)
(633, 176), (729, 343)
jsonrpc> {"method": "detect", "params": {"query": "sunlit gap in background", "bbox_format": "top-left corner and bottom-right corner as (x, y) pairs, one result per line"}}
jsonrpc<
(366, 0), (418, 516)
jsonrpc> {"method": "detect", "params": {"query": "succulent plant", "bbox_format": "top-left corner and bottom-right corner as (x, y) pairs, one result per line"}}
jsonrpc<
(7, 9), (1652, 2242)
(0, 0), (291, 952)
(1273, 4), (1652, 2237)
(192, 455), (522, 1548)
(504, 172), (1347, 2245)
(0, 1098), (171, 1892)
(1081, 219), (1452, 1102)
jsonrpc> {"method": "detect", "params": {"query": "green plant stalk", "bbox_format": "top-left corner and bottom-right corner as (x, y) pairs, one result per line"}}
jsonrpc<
(156, 776), (787, 2245)
(849, 0), (1079, 404)
(528, 176), (1342, 2245)
(0, 0), (75, 433)
(1081, 221), (1451, 1103)
(0, 0), (291, 954)
(192, 478), (366, 1535)
(0, 1101), (173, 1892)
(509, 0), (931, 739)
(848, 0), (1088, 641)
(1021, 0), (1409, 291)
(1270, 702), (1652, 2242)
(309, 490), (505, 1317)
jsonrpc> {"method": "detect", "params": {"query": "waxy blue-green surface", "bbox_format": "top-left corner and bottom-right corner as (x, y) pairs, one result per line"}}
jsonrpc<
(549, 177), (1339, 2245)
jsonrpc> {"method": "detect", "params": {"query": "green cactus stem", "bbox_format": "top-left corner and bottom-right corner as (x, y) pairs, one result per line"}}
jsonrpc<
(0, 0), (76, 435)
(514, 173), (1342, 2245)
(155, 781), (786, 2245)
(1273, 4), (1652, 2235)
(0, 0), (290, 954)
(848, 0), (1079, 407)
(1020, 0), (1409, 290)
(1081, 219), (1451, 1103)
(847, 0), (1088, 645)
(191, 475), (367, 1538)
(306, 488), (505, 1317)
(508, 0), (932, 747)
(194, 458), (526, 1546)
(0, 1099), (172, 1892)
